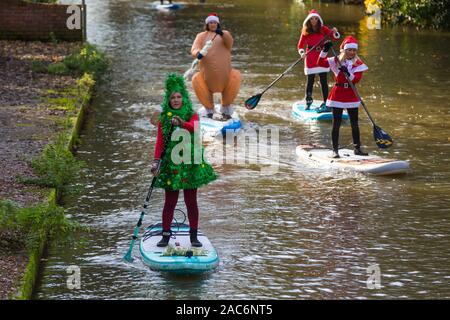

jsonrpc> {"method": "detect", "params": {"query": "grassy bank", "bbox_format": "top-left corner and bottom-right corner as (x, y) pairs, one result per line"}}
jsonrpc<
(365, 0), (450, 29)
(0, 42), (108, 299)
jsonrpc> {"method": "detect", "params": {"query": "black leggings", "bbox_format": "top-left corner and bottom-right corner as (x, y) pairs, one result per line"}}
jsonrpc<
(332, 108), (361, 150)
(306, 72), (328, 102)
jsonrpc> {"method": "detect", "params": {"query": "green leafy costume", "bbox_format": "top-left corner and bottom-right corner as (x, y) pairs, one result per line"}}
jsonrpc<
(154, 73), (217, 191)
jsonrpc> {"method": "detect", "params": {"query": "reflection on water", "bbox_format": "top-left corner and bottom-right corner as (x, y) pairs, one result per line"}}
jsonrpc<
(35, 0), (450, 299)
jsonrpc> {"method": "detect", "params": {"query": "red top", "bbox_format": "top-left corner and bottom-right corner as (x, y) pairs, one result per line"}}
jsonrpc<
(317, 55), (368, 108)
(297, 25), (339, 75)
(153, 113), (199, 159)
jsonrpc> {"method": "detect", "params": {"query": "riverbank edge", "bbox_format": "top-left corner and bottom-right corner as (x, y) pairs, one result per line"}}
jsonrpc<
(11, 75), (94, 300)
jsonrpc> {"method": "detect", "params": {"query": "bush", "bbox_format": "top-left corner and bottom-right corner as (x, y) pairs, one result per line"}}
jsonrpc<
(19, 133), (84, 195)
(368, 0), (450, 29)
(0, 200), (80, 251)
(76, 73), (95, 106)
(46, 43), (108, 79)
(62, 43), (109, 78)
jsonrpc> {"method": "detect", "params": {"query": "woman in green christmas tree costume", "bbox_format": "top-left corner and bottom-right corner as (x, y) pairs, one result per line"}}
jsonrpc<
(151, 73), (217, 247)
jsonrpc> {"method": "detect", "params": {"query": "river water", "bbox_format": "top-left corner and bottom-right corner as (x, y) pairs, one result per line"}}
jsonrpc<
(35, 0), (450, 299)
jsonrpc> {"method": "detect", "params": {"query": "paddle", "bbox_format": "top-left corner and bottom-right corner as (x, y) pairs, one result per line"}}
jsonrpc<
(184, 33), (218, 81)
(330, 46), (393, 149)
(245, 31), (338, 110)
(123, 123), (174, 262)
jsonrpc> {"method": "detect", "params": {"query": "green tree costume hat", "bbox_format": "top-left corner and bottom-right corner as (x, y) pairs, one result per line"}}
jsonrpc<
(155, 73), (217, 191)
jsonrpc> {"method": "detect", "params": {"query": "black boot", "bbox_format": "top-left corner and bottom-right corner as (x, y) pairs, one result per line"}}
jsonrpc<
(221, 113), (232, 121)
(354, 146), (368, 156)
(305, 96), (313, 111)
(157, 230), (171, 247)
(316, 102), (329, 113)
(331, 148), (340, 158)
(190, 229), (202, 247)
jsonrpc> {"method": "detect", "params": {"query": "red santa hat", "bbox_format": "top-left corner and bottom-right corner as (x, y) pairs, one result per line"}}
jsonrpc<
(205, 13), (220, 24)
(340, 36), (358, 51)
(303, 9), (323, 27)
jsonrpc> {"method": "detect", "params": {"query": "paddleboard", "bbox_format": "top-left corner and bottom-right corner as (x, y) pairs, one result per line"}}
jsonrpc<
(198, 104), (242, 140)
(140, 222), (219, 274)
(296, 144), (410, 175)
(153, 2), (183, 11)
(292, 100), (349, 122)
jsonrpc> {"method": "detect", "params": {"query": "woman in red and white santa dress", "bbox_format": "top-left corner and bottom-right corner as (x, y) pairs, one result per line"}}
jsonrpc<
(297, 9), (340, 110)
(317, 36), (369, 158)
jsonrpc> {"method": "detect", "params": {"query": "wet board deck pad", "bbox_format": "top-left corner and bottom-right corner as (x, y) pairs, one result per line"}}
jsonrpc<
(292, 100), (349, 122)
(296, 145), (410, 175)
(198, 105), (242, 140)
(140, 223), (219, 274)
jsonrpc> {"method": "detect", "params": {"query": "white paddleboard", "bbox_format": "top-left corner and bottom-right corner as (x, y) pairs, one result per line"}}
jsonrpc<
(152, 1), (183, 11)
(296, 144), (410, 175)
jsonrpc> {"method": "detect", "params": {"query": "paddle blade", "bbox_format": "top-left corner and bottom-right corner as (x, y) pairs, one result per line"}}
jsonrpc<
(123, 238), (136, 262)
(245, 94), (262, 110)
(183, 59), (198, 81)
(183, 67), (195, 81)
(373, 125), (393, 149)
(123, 250), (134, 263)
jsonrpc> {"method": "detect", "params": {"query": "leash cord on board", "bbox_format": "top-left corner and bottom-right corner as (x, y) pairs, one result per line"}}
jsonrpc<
(142, 208), (187, 241)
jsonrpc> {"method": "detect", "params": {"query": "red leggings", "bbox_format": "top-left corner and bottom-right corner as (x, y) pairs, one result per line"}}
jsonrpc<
(162, 189), (199, 231)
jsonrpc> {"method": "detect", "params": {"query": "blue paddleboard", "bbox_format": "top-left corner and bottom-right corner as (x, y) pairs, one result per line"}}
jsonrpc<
(140, 223), (219, 274)
(198, 105), (242, 140)
(153, 2), (183, 11)
(292, 100), (349, 122)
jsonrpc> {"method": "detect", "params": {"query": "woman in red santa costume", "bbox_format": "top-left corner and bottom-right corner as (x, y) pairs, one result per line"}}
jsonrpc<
(317, 36), (369, 158)
(297, 9), (339, 111)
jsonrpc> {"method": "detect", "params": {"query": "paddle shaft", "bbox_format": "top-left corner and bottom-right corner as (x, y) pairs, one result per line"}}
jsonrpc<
(124, 123), (174, 261)
(259, 32), (334, 96)
(260, 59), (302, 95)
(199, 33), (218, 58)
(330, 46), (377, 127)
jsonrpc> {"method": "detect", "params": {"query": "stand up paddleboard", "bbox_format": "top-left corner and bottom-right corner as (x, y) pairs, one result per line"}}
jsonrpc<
(140, 222), (219, 274)
(292, 100), (349, 122)
(152, 1), (183, 11)
(198, 104), (242, 140)
(296, 144), (410, 175)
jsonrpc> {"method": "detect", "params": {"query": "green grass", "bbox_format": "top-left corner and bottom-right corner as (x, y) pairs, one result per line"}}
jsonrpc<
(30, 43), (108, 80)
(1, 39), (106, 300)
(44, 73), (94, 114)
(47, 43), (108, 78)
(18, 133), (85, 195)
(47, 62), (69, 75)
(0, 200), (81, 251)
(30, 60), (48, 73)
